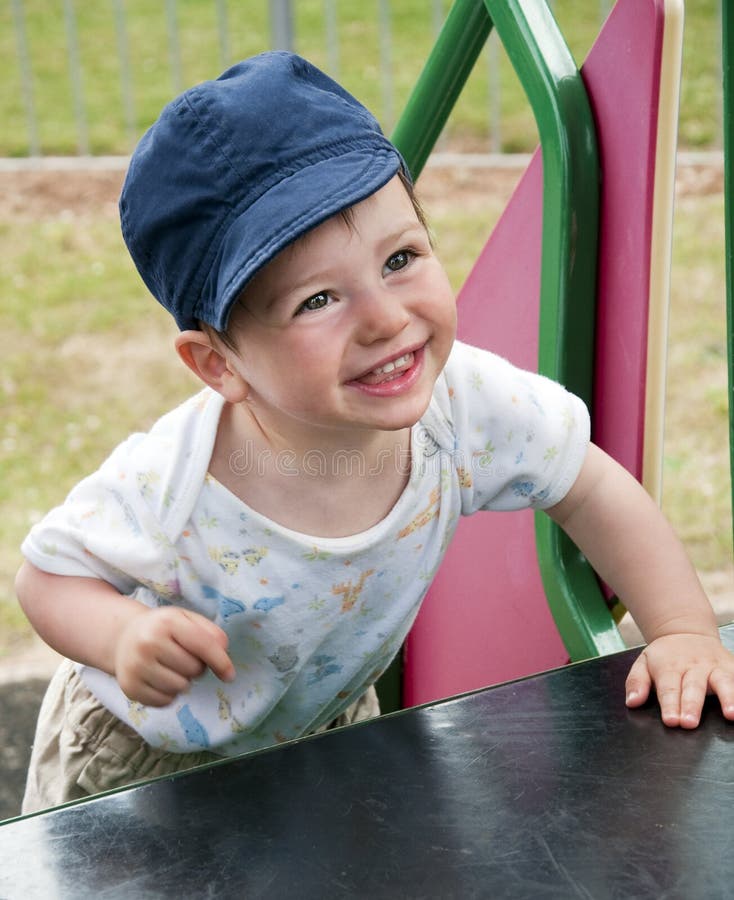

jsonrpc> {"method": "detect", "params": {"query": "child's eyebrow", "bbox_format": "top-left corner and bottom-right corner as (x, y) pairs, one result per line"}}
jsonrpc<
(261, 217), (428, 310)
(382, 219), (427, 242)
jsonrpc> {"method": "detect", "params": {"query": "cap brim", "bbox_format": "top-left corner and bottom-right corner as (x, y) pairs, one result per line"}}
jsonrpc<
(195, 144), (403, 331)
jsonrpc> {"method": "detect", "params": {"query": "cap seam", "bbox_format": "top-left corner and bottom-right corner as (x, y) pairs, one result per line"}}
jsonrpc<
(173, 95), (239, 313)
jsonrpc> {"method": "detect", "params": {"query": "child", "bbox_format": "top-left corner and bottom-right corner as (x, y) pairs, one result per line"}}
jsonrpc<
(16, 52), (734, 814)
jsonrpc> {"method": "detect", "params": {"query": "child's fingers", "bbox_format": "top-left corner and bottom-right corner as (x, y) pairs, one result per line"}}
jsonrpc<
(181, 609), (230, 647)
(625, 652), (653, 708)
(141, 669), (190, 705)
(131, 679), (182, 708)
(155, 638), (208, 680)
(114, 607), (234, 703)
(117, 658), (190, 707)
(676, 666), (712, 729)
(670, 665), (734, 729)
(174, 611), (236, 683)
(626, 636), (734, 728)
(647, 669), (686, 727)
(708, 667), (734, 721)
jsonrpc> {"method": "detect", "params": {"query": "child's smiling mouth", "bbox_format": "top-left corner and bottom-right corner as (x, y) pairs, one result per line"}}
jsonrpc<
(359, 351), (415, 385)
(348, 346), (425, 394)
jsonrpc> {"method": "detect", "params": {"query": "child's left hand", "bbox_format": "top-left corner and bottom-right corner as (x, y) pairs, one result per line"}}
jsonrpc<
(625, 633), (734, 728)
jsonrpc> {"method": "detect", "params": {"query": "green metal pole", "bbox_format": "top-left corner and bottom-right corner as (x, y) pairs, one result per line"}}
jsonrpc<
(724, 0), (734, 555)
(485, 0), (597, 404)
(486, 0), (624, 659)
(391, 0), (492, 178)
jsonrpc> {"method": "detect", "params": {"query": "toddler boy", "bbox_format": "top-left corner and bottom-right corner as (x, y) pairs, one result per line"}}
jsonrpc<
(17, 52), (734, 814)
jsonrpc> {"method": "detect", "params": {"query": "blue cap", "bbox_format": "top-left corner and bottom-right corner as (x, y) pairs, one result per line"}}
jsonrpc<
(119, 52), (406, 331)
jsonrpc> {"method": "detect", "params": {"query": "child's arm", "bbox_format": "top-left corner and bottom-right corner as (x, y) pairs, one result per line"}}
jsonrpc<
(547, 443), (734, 728)
(15, 561), (235, 706)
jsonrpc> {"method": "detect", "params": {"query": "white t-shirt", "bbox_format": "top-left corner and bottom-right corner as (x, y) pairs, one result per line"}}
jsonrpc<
(22, 341), (589, 755)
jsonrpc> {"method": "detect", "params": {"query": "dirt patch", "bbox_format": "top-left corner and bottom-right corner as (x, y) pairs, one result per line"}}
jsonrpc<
(0, 165), (524, 221)
(675, 161), (725, 197)
(0, 158), (723, 222)
(0, 169), (125, 220)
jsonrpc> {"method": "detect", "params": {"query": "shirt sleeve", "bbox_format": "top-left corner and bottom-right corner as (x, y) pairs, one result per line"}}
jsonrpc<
(21, 390), (220, 597)
(20, 432), (173, 594)
(440, 341), (590, 514)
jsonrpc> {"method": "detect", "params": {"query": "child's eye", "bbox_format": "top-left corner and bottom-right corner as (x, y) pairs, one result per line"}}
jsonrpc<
(295, 292), (333, 315)
(384, 249), (415, 274)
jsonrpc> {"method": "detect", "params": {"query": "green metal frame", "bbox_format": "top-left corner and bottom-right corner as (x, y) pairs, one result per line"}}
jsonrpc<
(393, 0), (625, 662)
(724, 0), (734, 557)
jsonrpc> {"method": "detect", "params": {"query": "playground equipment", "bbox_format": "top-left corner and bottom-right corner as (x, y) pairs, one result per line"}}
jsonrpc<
(725, 2), (734, 550)
(377, 0), (684, 709)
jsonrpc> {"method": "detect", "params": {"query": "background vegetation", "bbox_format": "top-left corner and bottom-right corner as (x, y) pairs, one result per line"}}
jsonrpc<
(0, 0), (723, 157)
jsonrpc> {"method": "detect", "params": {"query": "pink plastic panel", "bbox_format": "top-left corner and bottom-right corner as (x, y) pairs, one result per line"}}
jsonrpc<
(404, 0), (666, 706)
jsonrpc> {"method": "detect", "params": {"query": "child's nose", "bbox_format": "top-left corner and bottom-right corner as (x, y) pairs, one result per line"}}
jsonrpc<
(354, 285), (411, 344)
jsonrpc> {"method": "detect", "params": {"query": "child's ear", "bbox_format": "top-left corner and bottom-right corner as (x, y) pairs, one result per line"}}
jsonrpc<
(174, 331), (249, 403)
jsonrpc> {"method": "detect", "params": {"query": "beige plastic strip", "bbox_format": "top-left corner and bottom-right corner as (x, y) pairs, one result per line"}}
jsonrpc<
(642, 0), (685, 502)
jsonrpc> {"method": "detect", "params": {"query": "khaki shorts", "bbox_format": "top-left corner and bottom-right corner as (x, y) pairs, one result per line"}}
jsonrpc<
(22, 658), (380, 815)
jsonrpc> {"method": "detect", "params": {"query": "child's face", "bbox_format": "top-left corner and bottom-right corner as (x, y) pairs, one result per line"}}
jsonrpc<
(225, 175), (457, 443)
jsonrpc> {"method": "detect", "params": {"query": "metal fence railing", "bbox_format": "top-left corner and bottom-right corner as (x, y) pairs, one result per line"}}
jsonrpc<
(2, 0), (723, 161)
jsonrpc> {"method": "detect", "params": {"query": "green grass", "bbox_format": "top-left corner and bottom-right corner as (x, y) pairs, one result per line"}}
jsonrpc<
(0, 194), (198, 647)
(662, 191), (732, 570)
(0, 0), (724, 157)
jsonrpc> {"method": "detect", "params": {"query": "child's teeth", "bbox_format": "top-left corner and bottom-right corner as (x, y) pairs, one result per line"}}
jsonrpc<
(373, 354), (409, 376)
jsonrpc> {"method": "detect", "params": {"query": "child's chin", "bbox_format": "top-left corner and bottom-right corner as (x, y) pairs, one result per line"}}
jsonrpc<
(381, 397), (433, 432)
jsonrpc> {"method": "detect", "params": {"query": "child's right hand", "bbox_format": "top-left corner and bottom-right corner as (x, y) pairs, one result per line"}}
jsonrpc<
(113, 607), (236, 706)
